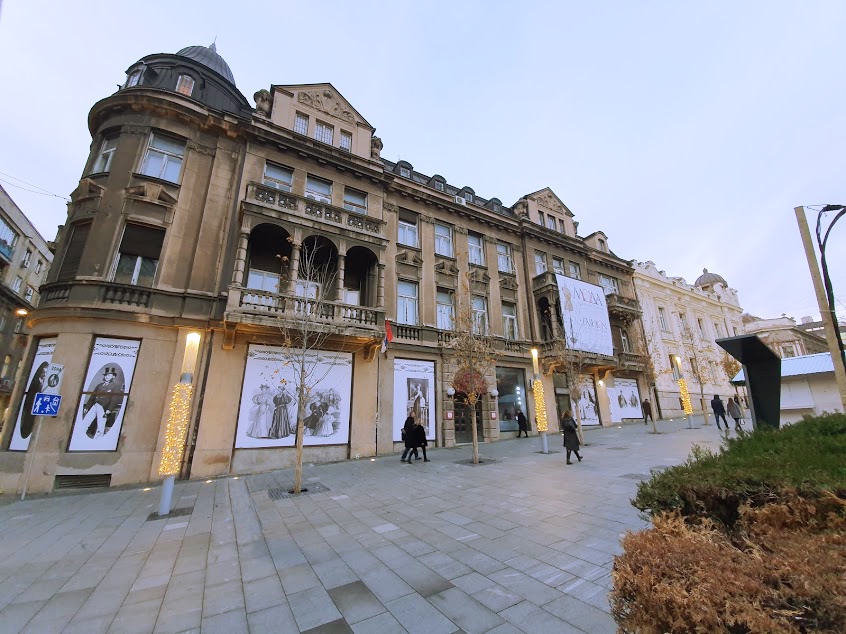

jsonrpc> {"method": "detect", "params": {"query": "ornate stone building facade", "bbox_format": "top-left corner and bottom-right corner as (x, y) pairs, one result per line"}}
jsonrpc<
(742, 314), (829, 359)
(632, 263), (744, 418)
(0, 44), (648, 493)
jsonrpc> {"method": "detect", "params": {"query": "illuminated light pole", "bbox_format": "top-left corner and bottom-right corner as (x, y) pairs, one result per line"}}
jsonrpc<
(158, 331), (201, 516)
(531, 348), (549, 453)
(674, 354), (694, 427)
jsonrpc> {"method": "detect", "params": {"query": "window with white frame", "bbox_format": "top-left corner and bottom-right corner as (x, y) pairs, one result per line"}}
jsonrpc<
(339, 130), (352, 152)
(12, 277), (22, 293)
(677, 312), (687, 332)
(34, 260), (43, 274)
(559, 218), (567, 233)
(305, 175), (332, 204)
(263, 162), (293, 192)
(538, 211), (545, 226)
(654, 307), (667, 331)
(468, 232), (484, 266)
(434, 180), (445, 192)
(22, 249), (32, 267)
(314, 121), (333, 145)
(502, 302), (518, 340)
(93, 136), (118, 173)
(397, 280), (418, 325)
(140, 133), (185, 183)
(599, 274), (619, 295)
(552, 257), (565, 275)
(247, 269), (280, 293)
(436, 289), (454, 330)
(471, 295), (488, 334)
(175, 75), (195, 96)
(112, 224), (165, 287)
(0, 217), (18, 255)
(464, 192), (473, 203)
(400, 166), (411, 178)
(534, 252), (548, 275)
(621, 329), (632, 352)
(434, 223), (453, 257)
(24, 286), (34, 302)
(343, 187), (367, 214)
(294, 112), (309, 135)
(568, 261), (581, 280)
(398, 210), (419, 247)
(497, 243), (513, 273)
(125, 70), (142, 87)
(546, 215), (556, 231)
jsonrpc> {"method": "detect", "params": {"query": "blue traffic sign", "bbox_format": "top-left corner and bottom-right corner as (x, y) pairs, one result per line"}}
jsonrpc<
(31, 393), (62, 416)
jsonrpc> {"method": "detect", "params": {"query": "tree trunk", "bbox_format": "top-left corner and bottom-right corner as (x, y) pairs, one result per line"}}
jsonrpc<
(700, 390), (709, 426)
(293, 366), (307, 494)
(470, 395), (479, 464)
(574, 409), (585, 446)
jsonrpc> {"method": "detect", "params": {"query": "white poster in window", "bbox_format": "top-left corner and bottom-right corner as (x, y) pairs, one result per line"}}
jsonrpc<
(235, 345), (352, 448)
(392, 359), (436, 441)
(9, 337), (57, 451)
(555, 275), (613, 357)
(576, 374), (601, 426)
(608, 378), (641, 422)
(68, 338), (141, 451)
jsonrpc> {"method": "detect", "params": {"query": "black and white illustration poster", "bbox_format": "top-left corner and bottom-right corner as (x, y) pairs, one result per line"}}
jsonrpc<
(555, 275), (614, 357)
(393, 359), (435, 441)
(68, 338), (141, 451)
(235, 344), (352, 448)
(9, 337), (57, 451)
(608, 378), (641, 422)
(576, 374), (601, 426)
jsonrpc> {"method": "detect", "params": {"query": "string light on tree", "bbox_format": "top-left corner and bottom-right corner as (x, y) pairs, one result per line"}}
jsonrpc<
(533, 379), (548, 432)
(158, 382), (194, 476)
(678, 378), (693, 414)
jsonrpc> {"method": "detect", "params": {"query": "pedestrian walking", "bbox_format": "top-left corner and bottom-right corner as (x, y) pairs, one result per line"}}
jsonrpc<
(515, 408), (529, 438)
(641, 398), (654, 425)
(727, 397), (743, 431)
(413, 419), (430, 461)
(400, 415), (417, 462)
(560, 410), (582, 464)
(711, 394), (728, 431)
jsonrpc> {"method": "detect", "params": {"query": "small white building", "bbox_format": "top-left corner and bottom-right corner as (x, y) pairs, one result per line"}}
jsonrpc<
(732, 352), (844, 424)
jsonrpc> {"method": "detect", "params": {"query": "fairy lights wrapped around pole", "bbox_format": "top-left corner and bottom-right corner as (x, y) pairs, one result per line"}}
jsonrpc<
(531, 348), (549, 454)
(158, 331), (201, 516)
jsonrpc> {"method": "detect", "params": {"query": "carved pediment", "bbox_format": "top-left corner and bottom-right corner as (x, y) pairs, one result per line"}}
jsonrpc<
(434, 259), (459, 276)
(396, 249), (423, 267)
(499, 275), (518, 291)
(529, 187), (571, 216)
(124, 183), (177, 208)
(469, 268), (490, 284)
(296, 87), (362, 126)
(70, 178), (105, 202)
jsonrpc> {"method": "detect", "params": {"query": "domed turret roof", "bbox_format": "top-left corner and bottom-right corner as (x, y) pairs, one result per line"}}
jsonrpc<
(695, 268), (727, 287)
(176, 42), (235, 85)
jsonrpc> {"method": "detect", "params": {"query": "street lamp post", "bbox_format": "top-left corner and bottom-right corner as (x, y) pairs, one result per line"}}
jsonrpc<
(795, 206), (846, 411)
(530, 348), (549, 454)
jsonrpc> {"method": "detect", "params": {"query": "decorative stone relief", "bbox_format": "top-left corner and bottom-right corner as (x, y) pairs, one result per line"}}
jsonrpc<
(434, 260), (459, 276)
(187, 141), (216, 157)
(298, 89), (356, 124)
(499, 276), (518, 290)
(253, 89), (272, 117)
(384, 202), (398, 214)
(420, 214), (434, 224)
(454, 226), (468, 235)
(371, 136), (383, 160)
(121, 125), (149, 136)
(484, 235), (498, 244)
(513, 199), (528, 217)
(395, 250), (423, 267)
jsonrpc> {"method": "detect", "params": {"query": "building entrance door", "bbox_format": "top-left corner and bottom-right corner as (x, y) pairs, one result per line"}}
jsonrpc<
(453, 397), (482, 444)
(555, 394), (572, 431)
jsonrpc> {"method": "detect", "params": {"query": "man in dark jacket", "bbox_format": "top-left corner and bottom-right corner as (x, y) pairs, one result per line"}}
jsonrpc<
(641, 399), (653, 425)
(413, 419), (430, 462)
(83, 366), (124, 438)
(711, 395), (728, 431)
(400, 416), (417, 462)
(515, 408), (529, 438)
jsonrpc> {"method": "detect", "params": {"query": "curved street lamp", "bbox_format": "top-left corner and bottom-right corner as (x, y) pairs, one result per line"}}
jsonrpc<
(816, 205), (846, 375)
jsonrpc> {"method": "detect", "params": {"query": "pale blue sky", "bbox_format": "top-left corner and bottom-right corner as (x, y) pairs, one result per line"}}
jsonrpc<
(0, 0), (843, 322)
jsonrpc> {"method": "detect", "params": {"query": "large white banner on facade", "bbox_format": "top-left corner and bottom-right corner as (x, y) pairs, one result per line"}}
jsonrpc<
(392, 359), (435, 441)
(608, 378), (642, 422)
(235, 344), (352, 448)
(576, 374), (601, 426)
(69, 338), (141, 451)
(9, 337), (57, 451)
(555, 274), (613, 356)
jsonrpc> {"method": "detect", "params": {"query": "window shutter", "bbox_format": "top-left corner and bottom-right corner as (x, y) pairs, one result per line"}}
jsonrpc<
(57, 222), (92, 281)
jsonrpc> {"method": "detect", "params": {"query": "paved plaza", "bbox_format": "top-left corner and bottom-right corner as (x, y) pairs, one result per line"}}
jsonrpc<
(0, 416), (727, 633)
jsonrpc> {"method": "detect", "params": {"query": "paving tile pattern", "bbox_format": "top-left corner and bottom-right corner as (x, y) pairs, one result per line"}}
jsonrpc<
(0, 416), (723, 632)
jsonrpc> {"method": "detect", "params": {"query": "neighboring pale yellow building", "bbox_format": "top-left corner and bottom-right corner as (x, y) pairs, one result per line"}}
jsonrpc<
(742, 314), (829, 359)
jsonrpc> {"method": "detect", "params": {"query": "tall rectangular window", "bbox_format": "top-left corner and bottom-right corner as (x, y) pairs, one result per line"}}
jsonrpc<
(140, 133), (185, 183)
(112, 224), (165, 287)
(468, 232), (484, 266)
(697, 318), (705, 338)
(294, 112), (309, 135)
(670, 354), (681, 380)
(22, 249), (32, 267)
(552, 257), (565, 275)
(568, 261), (581, 280)
(0, 216), (18, 260)
(397, 280), (418, 325)
(714, 321), (724, 338)
(34, 260), (43, 274)
(57, 222), (91, 281)
(398, 210), (419, 247)
(471, 295), (488, 335)
(546, 215), (556, 231)
(434, 223), (453, 257)
(340, 130), (352, 152)
(621, 329), (632, 352)
(436, 289), (454, 330)
(343, 187), (367, 214)
(502, 302), (518, 340)
(314, 121), (333, 145)
(534, 252), (548, 275)
(263, 162), (293, 191)
(599, 274), (619, 295)
(24, 286), (34, 302)
(12, 277), (22, 293)
(93, 136), (118, 173)
(658, 307), (669, 331)
(559, 218), (567, 233)
(305, 175), (332, 204)
(538, 211), (545, 226)
(175, 75), (195, 96)
(497, 243), (513, 273)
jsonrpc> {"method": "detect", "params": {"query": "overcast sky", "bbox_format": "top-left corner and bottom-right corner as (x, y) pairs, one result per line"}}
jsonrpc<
(0, 1), (843, 323)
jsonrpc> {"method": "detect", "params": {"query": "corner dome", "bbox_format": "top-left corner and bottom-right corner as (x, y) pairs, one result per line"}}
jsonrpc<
(695, 268), (727, 287)
(176, 43), (235, 85)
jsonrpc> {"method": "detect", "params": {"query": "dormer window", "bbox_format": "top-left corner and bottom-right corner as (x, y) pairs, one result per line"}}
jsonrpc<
(598, 238), (607, 252)
(464, 192), (473, 203)
(434, 180), (445, 192)
(340, 131), (352, 152)
(175, 75), (195, 96)
(400, 167), (411, 178)
(294, 112), (309, 135)
(125, 70), (142, 88)
(314, 121), (333, 145)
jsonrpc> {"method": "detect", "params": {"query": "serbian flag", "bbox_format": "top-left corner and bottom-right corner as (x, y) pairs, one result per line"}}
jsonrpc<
(382, 319), (393, 354)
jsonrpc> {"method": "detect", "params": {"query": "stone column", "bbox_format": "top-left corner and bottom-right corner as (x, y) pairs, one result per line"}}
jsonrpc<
(377, 264), (385, 309)
(288, 242), (301, 294)
(336, 254), (346, 301)
(232, 230), (249, 286)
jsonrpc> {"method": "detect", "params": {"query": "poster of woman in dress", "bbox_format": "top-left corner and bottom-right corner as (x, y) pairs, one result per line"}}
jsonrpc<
(576, 374), (601, 426)
(69, 338), (141, 451)
(393, 359), (435, 441)
(235, 344), (352, 448)
(9, 337), (56, 451)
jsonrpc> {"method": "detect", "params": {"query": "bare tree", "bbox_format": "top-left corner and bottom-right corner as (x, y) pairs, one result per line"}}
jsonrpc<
(636, 321), (665, 434)
(679, 320), (718, 426)
(446, 274), (498, 464)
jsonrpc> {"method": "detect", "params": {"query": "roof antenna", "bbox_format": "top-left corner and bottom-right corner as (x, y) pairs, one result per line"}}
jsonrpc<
(210, 36), (217, 53)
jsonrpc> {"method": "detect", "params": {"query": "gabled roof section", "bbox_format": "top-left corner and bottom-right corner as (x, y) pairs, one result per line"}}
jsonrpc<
(524, 187), (574, 217)
(272, 83), (373, 130)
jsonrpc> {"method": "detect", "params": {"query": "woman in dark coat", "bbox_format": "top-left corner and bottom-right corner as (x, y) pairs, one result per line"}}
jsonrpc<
(400, 415), (417, 462)
(413, 419), (430, 462)
(560, 410), (582, 465)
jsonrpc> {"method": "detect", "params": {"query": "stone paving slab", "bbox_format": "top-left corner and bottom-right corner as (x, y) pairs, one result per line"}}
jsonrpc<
(0, 416), (724, 632)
